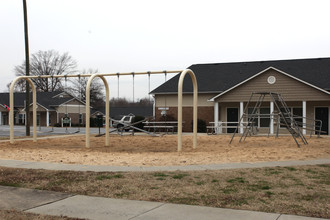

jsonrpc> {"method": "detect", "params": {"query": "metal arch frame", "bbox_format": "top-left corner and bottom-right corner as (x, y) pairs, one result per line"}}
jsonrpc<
(10, 76), (37, 143)
(177, 69), (198, 151)
(85, 74), (110, 148)
(8, 69), (198, 152)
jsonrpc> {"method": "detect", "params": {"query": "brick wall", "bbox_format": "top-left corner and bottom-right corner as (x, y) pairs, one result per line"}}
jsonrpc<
(155, 106), (214, 132)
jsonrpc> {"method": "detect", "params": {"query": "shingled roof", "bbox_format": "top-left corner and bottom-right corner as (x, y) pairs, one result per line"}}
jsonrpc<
(150, 58), (330, 95)
(0, 91), (79, 110)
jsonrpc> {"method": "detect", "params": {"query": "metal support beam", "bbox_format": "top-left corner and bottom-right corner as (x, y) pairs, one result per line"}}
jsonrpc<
(178, 69), (198, 152)
(10, 76), (37, 143)
(86, 74), (110, 148)
(9, 69), (191, 150)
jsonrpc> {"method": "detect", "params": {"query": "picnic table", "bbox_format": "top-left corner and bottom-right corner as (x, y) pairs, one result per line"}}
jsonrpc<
(143, 121), (181, 134)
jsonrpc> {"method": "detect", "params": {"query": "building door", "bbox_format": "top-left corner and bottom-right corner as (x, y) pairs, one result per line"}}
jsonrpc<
(315, 107), (329, 135)
(37, 114), (40, 126)
(227, 108), (238, 133)
(2, 113), (8, 125)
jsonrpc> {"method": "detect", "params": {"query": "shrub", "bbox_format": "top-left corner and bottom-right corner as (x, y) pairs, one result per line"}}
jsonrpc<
(54, 123), (61, 127)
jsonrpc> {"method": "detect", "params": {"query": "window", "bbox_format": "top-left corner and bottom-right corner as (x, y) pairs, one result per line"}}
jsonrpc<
(79, 114), (83, 124)
(293, 108), (303, 127)
(247, 108), (270, 128)
(247, 108), (258, 127)
(278, 107), (302, 128)
(18, 114), (25, 125)
(260, 108), (270, 127)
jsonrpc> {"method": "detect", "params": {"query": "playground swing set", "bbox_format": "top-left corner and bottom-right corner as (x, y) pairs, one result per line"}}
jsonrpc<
(62, 74), (83, 134)
(9, 69), (198, 152)
(110, 71), (173, 136)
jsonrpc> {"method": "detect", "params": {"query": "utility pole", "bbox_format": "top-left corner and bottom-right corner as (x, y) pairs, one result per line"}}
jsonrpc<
(23, 0), (30, 136)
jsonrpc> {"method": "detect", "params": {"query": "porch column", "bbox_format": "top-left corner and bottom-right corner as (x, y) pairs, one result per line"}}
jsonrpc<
(214, 102), (219, 133)
(46, 110), (50, 127)
(240, 102), (244, 134)
(302, 101), (306, 135)
(0, 111), (2, 125)
(153, 96), (156, 118)
(270, 101), (274, 134)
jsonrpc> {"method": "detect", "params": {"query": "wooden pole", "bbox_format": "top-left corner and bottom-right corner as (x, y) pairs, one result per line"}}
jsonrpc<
(23, 0), (30, 136)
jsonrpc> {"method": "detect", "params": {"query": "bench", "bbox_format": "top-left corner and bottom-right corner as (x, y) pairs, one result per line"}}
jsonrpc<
(143, 121), (181, 134)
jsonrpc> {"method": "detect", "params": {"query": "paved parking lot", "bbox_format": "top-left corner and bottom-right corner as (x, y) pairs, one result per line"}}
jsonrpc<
(0, 125), (112, 137)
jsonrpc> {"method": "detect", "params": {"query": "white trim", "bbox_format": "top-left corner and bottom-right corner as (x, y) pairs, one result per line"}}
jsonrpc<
(150, 91), (221, 95)
(270, 102), (274, 134)
(214, 102), (219, 133)
(91, 111), (104, 116)
(302, 101), (306, 135)
(209, 67), (330, 101)
(46, 110), (50, 127)
(53, 92), (86, 105)
(32, 103), (48, 111)
(240, 102), (244, 134)
(52, 92), (67, 98)
(58, 104), (86, 107)
(60, 100), (85, 106)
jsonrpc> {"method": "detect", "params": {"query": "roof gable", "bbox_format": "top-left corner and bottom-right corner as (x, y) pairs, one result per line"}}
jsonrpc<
(0, 91), (83, 110)
(211, 68), (330, 102)
(150, 57), (330, 95)
(209, 67), (330, 101)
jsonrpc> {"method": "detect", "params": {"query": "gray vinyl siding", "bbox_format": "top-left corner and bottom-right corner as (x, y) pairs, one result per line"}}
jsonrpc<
(215, 69), (330, 102)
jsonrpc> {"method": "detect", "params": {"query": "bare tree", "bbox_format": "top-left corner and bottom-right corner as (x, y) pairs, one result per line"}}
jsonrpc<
(7, 79), (26, 92)
(67, 69), (105, 108)
(13, 50), (77, 92)
(110, 97), (153, 107)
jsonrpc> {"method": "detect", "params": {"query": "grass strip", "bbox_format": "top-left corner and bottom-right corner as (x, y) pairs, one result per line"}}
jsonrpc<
(0, 164), (329, 218)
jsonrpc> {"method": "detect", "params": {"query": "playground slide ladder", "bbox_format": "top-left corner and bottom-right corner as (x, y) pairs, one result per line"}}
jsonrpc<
(270, 92), (308, 147)
(230, 92), (308, 147)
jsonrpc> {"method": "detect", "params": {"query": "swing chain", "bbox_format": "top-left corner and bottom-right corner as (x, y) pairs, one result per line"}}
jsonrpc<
(132, 72), (135, 102)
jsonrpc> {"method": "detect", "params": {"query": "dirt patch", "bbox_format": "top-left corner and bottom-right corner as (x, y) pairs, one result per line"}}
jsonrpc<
(0, 135), (329, 166)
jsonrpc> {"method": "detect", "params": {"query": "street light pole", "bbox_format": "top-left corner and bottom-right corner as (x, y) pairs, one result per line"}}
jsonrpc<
(23, 0), (30, 136)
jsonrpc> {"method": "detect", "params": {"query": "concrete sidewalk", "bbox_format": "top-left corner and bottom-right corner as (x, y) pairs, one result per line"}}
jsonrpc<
(0, 185), (326, 220)
(0, 158), (329, 172)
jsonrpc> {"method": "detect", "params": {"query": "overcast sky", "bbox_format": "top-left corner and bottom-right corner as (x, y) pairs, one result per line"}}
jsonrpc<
(1, 0), (330, 100)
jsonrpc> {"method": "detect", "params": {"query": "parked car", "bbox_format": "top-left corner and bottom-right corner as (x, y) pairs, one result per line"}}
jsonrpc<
(113, 114), (135, 131)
